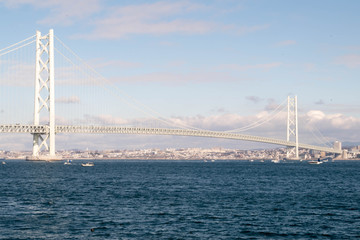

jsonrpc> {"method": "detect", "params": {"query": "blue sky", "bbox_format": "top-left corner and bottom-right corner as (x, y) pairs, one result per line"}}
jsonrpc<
(0, 0), (359, 150)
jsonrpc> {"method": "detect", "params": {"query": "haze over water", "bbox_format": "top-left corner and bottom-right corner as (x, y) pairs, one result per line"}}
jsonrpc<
(0, 160), (359, 239)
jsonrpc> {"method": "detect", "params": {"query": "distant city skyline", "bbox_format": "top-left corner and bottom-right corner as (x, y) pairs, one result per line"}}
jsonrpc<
(0, 0), (359, 151)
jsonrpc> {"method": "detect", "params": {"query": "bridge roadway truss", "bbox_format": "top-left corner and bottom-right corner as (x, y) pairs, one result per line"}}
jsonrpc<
(0, 124), (341, 154)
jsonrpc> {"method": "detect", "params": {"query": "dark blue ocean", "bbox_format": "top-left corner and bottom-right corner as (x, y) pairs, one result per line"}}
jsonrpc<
(0, 160), (359, 239)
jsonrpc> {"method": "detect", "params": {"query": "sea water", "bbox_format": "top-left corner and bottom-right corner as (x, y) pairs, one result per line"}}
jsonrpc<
(0, 160), (359, 239)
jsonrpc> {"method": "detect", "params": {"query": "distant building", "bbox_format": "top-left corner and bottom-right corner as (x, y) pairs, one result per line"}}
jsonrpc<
(334, 141), (342, 151)
(342, 149), (348, 159)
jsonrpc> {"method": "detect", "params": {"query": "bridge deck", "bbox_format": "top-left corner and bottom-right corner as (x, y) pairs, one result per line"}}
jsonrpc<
(0, 124), (341, 154)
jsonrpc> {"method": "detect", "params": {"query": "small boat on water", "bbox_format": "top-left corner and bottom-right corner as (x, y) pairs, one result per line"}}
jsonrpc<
(308, 159), (323, 164)
(308, 161), (322, 164)
(271, 159), (281, 163)
(81, 162), (94, 167)
(64, 159), (72, 165)
(1, 161), (5, 165)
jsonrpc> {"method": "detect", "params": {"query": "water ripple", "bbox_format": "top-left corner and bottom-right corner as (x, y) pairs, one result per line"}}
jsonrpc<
(0, 160), (359, 239)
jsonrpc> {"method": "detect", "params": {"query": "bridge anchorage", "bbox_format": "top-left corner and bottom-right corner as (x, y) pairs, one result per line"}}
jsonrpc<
(0, 29), (343, 161)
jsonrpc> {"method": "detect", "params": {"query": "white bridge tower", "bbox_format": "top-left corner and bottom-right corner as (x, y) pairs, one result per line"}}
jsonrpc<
(32, 29), (56, 160)
(286, 95), (299, 159)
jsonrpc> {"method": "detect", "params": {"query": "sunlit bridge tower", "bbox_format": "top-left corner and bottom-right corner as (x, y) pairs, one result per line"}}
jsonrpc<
(286, 96), (299, 159)
(31, 29), (57, 160)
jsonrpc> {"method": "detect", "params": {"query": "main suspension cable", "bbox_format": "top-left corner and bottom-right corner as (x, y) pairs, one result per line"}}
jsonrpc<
(54, 36), (204, 130)
(226, 98), (287, 133)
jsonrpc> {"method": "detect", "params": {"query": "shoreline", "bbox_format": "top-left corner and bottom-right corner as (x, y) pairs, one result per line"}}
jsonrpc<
(2, 157), (359, 161)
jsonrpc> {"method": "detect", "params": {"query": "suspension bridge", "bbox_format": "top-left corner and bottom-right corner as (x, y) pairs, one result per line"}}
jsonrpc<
(0, 29), (342, 160)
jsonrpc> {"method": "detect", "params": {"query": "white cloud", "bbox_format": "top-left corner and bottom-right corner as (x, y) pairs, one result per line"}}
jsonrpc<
(306, 110), (326, 121)
(276, 40), (297, 46)
(321, 104), (360, 115)
(71, 109), (360, 143)
(0, 0), (269, 38)
(0, 60), (34, 87)
(335, 54), (360, 68)
(92, 19), (214, 38)
(88, 59), (142, 69)
(83, 114), (129, 126)
(72, 1), (269, 39)
(0, 0), (103, 25)
(236, 24), (270, 35)
(56, 96), (80, 104)
(169, 110), (360, 145)
(314, 99), (325, 105)
(303, 63), (316, 72)
(1, 110), (359, 151)
(73, 1), (213, 39)
(306, 110), (360, 131)
(246, 96), (264, 104)
(219, 62), (282, 72)
(0, 134), (32, 150)
(265, 98), (280, 111)
(110, 71), (239, 84)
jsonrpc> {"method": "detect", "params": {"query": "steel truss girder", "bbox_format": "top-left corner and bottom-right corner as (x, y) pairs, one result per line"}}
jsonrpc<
(0, 124), (341, 154)
(0, 124), (47, 134)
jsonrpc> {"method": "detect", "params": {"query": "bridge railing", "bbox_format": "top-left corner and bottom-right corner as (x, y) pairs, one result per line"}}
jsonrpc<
(0, 124), (342, 154)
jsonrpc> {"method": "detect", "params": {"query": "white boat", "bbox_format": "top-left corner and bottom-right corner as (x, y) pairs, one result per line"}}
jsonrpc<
(308, 160), (323, 164)
(64, 159), (72, 165)
(81, 162), (94, 167)
(271, 159), (280, 163)
(1, 161), (5, 165)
